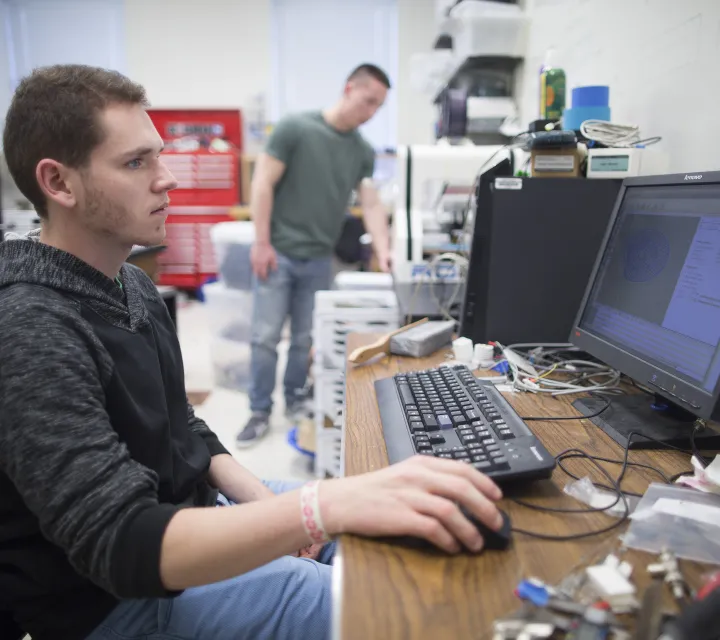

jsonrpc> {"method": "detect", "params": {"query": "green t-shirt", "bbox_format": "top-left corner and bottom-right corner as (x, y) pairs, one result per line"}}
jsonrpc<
(266, 111), (375, 259)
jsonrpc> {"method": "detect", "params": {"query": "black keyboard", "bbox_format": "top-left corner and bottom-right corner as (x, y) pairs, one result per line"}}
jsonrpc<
(374, 364), (556, 483)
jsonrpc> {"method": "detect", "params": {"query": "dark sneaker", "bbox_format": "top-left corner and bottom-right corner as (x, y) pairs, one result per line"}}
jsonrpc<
(284, 401), (308, 425)
(236, 412), (270, 448)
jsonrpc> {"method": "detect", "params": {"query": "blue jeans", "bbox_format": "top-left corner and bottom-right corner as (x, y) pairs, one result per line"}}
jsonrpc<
(249, 252), (332, 413)
(85, 481), (334, 640)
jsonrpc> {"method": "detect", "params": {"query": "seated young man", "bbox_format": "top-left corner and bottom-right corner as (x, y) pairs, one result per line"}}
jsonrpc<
(0, 65), (505, 640)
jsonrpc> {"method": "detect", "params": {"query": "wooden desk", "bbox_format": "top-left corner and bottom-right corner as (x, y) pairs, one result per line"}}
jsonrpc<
(337, 334), (706, 640)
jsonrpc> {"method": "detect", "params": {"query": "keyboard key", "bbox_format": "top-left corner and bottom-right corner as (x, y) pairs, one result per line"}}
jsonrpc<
(486, 444), (500, 453)
(419, 449), (434, 456)
(423, 414), (438, 429)
(438, 453), (453, 459)
(467, 443), (483, 451)
(437, 414), (453, 429)
(453, 451), (469, 460)
(470, 420), (483, 428)
(458, 427), (473, 436)
(493, 456), (510, 469)
(475, 429), (490, 438)
(465, 409), (480, 420)
(429, 433), (446, 445)
(473, 461), (493, 472)
(471, 454), (488, 463)
(398, 385), (414, 405)
(489, 450), (504, 459)
(451, 445), (467, 452)
(461, 434), (478, 444)
(498, 431), (515, 440)
(482, 438), (496, 446)
(435, 446), (452, 454)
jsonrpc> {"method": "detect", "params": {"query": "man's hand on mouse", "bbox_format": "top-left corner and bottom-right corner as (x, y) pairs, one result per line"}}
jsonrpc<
(318, 456), (503, 554)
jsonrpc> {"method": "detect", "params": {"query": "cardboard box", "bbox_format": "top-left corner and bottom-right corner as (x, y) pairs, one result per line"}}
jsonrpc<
(531, 147), (583, 178)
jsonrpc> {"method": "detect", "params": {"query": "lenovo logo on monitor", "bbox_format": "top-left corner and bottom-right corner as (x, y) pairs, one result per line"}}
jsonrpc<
(684, 174), (703, 181)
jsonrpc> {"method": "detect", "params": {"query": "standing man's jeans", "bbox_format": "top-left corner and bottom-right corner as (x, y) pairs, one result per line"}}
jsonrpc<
(249, 252), (332, 413)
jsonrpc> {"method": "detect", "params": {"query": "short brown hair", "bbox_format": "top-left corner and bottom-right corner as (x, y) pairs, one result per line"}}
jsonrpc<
(347, 64), (391, 89)
(3, 64), (149, 217)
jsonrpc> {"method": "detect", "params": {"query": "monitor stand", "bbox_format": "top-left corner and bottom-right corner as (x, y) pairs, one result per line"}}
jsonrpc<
(572, 394), (720, 451)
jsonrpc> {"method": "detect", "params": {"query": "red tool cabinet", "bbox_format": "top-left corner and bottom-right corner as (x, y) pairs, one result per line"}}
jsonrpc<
(147, 109), (243, 289)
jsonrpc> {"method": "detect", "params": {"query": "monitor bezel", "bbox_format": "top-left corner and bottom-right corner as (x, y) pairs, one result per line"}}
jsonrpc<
(571, 170), (720, 422)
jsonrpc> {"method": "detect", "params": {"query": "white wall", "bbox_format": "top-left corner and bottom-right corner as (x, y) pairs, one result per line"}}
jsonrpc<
(125, 0), (437, 146)
(124, 0), (272, 109)
(271, 0), (398, 149)
(0, 0), (438, 146)
(520, 0), (720, 173)
(397, 0), (437, 145)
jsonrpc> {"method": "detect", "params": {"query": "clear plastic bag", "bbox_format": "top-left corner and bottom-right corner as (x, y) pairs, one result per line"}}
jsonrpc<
(623, 483), (720, 565)
(563, 476), (639, 518)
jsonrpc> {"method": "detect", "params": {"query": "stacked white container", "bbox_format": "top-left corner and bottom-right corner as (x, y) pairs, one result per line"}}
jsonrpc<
(312, 289), (399, 477)
(206, 221), (256, 391)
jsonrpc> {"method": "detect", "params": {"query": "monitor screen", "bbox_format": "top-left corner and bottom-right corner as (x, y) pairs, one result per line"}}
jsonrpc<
(578, 183), (720, 394)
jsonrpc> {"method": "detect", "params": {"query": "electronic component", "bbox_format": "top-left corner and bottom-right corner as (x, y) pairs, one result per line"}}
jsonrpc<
(390, 320), (455, 358)
(586, 147), (669, 179)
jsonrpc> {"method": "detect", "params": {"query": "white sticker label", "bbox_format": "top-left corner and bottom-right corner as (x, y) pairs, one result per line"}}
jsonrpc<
(494, 177), (523, 190)
(651, 498), (720, 528)
(534, 155), (575, 172)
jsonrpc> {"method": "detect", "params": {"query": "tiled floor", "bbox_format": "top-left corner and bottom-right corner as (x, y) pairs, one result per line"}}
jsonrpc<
(177, 298), (314, 482)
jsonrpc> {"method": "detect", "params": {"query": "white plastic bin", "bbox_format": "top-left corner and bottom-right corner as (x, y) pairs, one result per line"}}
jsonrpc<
(211, 338), (251, 392)
(202, 281), (253, 343)
(449, 1), (528, 59)
(333, 271), (393, 291)
(210, 221), (255, 290)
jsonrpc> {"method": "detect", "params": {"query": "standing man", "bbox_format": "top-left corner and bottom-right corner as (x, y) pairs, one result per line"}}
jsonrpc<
(238, 64), (393, 447)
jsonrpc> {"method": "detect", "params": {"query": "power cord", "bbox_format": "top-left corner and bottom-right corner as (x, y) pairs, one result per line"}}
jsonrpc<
(690, 421), (709, 468)
(510, 448), (631, 541)
(509, 414), (695, 541)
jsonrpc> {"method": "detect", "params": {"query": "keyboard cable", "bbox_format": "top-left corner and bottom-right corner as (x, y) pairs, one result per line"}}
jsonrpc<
(507, 407), (696, 541)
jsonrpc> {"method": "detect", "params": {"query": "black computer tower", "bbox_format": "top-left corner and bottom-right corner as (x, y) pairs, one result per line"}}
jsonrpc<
(459, 177), (622, 346)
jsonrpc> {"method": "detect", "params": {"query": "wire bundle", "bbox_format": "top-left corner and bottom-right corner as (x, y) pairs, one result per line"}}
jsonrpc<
(579, 119), (662, 148)
(497, 342), (621, 397)
(404, 252), (469, 325)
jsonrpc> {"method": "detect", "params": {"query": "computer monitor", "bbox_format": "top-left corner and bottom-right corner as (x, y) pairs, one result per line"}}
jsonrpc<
(571, 172), (720, 450)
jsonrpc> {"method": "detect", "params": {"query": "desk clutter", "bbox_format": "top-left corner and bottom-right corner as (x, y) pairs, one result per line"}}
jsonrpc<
(494, 552), (720, 639)
(342, 333), (720, 639)
(328, 172), (720, 638)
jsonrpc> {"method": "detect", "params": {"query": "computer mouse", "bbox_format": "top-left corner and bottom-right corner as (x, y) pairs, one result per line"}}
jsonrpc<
(389, 508), (512, 553)
(461, 506), (512, 551)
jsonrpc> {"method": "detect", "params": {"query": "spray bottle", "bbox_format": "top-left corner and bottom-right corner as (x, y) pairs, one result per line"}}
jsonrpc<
(539, 49), (566, 121)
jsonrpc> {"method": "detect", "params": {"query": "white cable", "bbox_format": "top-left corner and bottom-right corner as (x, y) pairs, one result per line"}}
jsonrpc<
(579, 120), (662, 148)
(427, 252), (469, 324)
